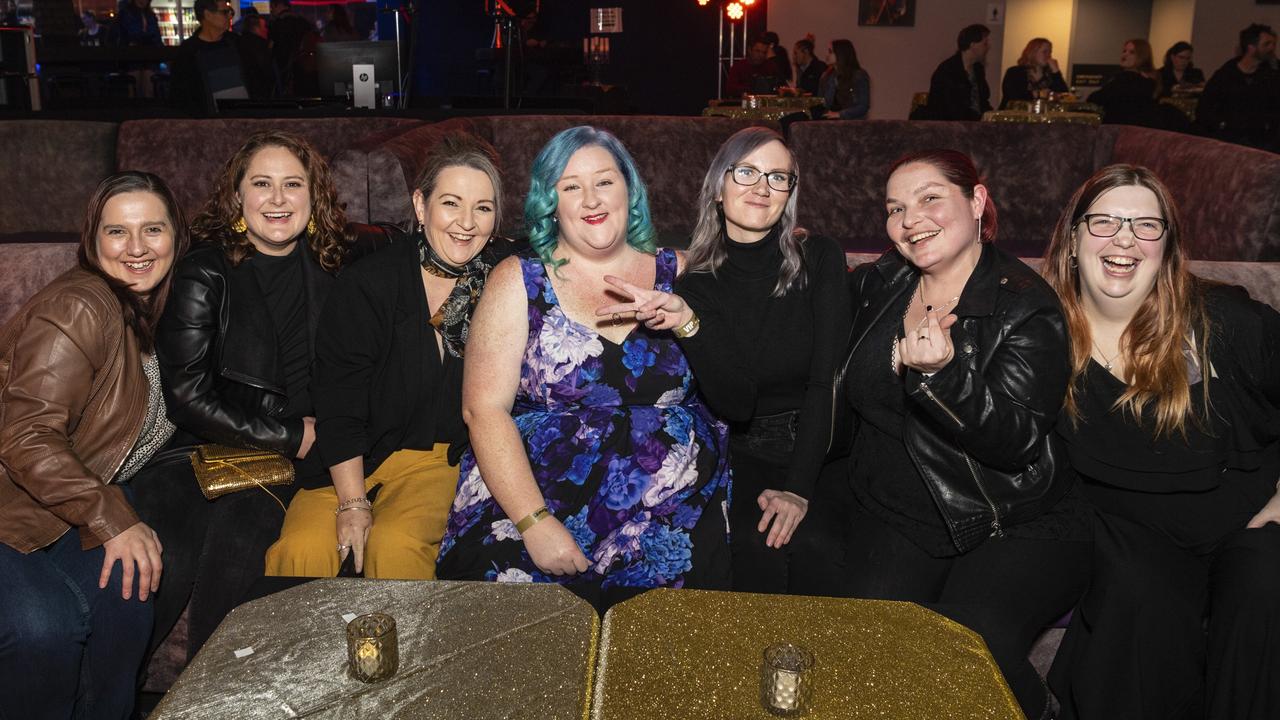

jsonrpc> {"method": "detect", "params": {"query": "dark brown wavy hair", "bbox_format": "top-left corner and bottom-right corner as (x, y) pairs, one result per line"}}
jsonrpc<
(1043, 164), (1210, 438)
(78, 171), (191, 353)
(190, 130), (347, 273)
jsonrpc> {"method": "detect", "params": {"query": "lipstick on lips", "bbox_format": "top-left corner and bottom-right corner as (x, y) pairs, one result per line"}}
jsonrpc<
(583, 212), (608, 225)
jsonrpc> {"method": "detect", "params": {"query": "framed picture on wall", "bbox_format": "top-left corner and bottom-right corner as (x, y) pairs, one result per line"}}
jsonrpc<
(858, 0), (915, 26)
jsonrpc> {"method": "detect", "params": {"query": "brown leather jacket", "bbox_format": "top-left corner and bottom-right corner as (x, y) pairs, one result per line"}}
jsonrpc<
(0, 268), (147, 553)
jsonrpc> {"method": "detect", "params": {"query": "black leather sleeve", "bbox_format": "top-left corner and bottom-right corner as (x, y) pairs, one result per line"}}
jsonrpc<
(156, 259), (301, 455)
(908, 302), (1070, 473)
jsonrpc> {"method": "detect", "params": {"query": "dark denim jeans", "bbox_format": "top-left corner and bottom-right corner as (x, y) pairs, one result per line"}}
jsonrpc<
(0, 519), (153, 720)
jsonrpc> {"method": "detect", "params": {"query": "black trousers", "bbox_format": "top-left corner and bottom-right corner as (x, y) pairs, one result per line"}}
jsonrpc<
(1050, 510), (1280, 720)
(792, 470), (1090, 720)
(129, 449), (298, 662)
(727, 418), (798, 594)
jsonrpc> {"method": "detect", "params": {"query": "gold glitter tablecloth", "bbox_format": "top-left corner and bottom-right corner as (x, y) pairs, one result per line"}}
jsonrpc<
(592, 589), (1021, 720)
(982, 109), (1101, 126)
(151, 579), (598, 720)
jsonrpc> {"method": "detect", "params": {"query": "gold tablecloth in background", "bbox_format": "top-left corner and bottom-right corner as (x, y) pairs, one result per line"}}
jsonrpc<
(983, 109), (1101, 126)
(704, 94), (823, 121)
(151, 579), (598, 720)
(1005, 99), (1102, 115)
(592, 589), (1021, 720)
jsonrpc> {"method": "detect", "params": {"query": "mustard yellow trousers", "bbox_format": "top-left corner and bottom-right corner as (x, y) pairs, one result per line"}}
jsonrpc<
(264, 446), (457, 579)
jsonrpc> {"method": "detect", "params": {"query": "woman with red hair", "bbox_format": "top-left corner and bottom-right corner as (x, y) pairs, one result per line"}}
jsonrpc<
(798, 149), (1091, 719)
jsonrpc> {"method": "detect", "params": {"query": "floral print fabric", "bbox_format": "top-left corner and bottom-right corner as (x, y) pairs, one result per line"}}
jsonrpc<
(437, 249), (730, 589)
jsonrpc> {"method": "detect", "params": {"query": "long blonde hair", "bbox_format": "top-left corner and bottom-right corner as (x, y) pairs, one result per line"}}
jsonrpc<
(1043, 164), (1210, 437)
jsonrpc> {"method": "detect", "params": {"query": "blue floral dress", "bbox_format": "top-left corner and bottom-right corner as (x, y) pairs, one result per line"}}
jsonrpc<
(436, 248), (731, 591)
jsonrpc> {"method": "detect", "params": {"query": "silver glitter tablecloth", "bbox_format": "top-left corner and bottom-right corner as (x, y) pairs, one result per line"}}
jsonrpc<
(592, 589), (1021, 719)
(151, 579), (598, 720)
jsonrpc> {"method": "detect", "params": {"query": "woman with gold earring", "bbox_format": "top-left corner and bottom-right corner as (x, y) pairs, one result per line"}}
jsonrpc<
(129, 130), (350, 662)
(266, 132), (516, 579)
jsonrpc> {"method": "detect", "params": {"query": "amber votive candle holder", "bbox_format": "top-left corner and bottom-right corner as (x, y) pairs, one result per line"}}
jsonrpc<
(346, 613), (398, 683)
(760, 642), (815, 716)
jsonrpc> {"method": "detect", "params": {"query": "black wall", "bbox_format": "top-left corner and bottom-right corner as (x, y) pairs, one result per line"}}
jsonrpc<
(410, 0), (767, 115)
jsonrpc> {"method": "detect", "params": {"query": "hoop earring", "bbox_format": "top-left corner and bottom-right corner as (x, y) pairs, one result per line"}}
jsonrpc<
(306, 218), (317, 237)
(231, 217), (247, 234)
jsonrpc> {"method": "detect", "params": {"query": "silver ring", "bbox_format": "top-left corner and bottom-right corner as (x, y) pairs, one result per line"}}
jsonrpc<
(337, 544), (349, 551)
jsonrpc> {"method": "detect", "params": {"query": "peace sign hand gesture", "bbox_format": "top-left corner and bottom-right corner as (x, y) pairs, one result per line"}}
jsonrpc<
(595, 275), (694, 332)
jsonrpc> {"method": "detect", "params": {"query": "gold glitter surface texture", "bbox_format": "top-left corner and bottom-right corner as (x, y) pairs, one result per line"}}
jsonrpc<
(151, 579), (598, 720)
(592, 589), (1022, 720)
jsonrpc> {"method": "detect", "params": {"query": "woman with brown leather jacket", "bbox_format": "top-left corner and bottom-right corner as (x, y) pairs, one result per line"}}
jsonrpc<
(0, 172), (189, 720)
(796, 150), (1091, 720)
(130, 130), (349, 662)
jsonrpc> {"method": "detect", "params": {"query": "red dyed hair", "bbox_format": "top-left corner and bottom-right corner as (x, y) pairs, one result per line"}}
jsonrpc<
(888, 149), (998, 243)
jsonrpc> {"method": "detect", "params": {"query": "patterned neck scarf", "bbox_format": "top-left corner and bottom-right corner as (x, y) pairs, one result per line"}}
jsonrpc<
(417, 229), (495, 358)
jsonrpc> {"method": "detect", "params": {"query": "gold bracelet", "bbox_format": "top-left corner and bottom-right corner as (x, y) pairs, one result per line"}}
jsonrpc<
(515, 506), (552, 534)
(672, 313), (700, 338)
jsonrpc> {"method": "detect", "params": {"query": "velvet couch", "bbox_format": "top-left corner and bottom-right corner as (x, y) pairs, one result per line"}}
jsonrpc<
(357, 117), (1280, 262)
(0, 117), (424, 245)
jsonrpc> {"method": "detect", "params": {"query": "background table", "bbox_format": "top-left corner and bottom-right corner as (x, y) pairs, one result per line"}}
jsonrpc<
(151, 579), (598, 719)
(983, 109), (1101, 126)
(592, 589), (1022, 719)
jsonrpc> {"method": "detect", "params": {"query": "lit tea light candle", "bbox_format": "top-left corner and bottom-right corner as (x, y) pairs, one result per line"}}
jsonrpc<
(346, 613), (398, 683)
(761, 643), (814, 716)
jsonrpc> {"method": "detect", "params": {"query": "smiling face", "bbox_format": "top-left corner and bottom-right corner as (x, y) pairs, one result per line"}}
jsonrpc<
(554, 145), (629, 256)
(885, 161), (985, 273)
(412, 165), (496, 267)
(236, 145), (312, 256)
(718, 139), (792, 244)
(95, 191), (177, 295)
(1074, 184), (1166, 316)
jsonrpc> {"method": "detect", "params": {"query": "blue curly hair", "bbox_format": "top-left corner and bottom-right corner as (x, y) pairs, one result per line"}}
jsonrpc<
(525, 126), (657, 269)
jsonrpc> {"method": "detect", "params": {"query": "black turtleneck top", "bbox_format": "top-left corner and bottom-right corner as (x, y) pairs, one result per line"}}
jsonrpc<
(675, 228), (851, 498)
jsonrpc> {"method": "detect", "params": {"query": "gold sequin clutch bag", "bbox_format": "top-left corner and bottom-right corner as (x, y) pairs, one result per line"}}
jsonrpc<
(190, 444), (295, 500)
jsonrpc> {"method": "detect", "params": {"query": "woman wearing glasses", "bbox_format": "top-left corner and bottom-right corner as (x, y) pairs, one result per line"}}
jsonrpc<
(800, 149), (1090, 719)
(597, 127), (851, 593)
(1044, 166), (1280, 719)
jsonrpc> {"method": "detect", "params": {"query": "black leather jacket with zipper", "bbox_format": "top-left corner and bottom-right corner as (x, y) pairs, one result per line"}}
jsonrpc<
(841, 244), (1074, 553)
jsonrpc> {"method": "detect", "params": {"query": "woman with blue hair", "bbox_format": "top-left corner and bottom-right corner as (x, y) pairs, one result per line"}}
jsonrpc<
(435, 126), (732, 609)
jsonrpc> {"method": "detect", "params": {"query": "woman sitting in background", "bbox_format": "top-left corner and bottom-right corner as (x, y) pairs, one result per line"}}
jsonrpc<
(1000, 37), (1068, 108)
(1157, 41), (1205, 97)
(1088, 39), (1159, 125)
(436, 126), (732, 611)
(597, 126), (850, 594)
(132, 130), (348, 659)
(820, 39), (871, 119)
(1044, 165), (1280, 719)
(0, 172), (187, 719)
(798, 149), (1091, 719)
(267, 133), (516, 579)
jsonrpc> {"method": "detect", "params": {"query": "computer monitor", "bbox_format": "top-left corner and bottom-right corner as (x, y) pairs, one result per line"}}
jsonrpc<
(316, 41), (398, 106)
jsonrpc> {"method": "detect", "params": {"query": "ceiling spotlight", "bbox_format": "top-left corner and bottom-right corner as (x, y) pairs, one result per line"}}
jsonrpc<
(726, 2), (743, 20)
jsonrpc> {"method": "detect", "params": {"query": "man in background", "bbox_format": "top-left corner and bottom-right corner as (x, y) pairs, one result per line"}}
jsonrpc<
(920, 23), (992, 121)
(1198, 23), (1279, 150)
(793, 37), (827, 96)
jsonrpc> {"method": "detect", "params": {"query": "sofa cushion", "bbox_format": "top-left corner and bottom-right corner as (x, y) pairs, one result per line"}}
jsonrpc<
(0, 242), (80, 325)
(0, 121), (118, 235)
(115, 117), (423, 222)
(792, 120), (1118, 258)
(331, 120), (430, 224)
(367, 115), (780, 245)
(1107, 126), (1280, 262)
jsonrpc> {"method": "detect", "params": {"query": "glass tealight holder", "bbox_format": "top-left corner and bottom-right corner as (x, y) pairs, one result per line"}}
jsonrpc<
(346, 613), (398, 683)
(760, 642), (815, 716)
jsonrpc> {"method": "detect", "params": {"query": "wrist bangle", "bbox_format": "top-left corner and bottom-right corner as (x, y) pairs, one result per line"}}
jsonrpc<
(672, 312), (700, 338)
(515, 506), (552, 534)
(335, 497), (372, 515)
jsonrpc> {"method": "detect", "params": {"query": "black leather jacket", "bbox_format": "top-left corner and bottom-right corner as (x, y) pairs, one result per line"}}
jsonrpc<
(842, 244), (1074, 553)
(156, 242), (334, 456)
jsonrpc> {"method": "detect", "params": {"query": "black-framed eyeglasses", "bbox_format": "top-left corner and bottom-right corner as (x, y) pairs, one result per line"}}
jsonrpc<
(726, 165), (797, 192)
(1077, 213), (1167, 241)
